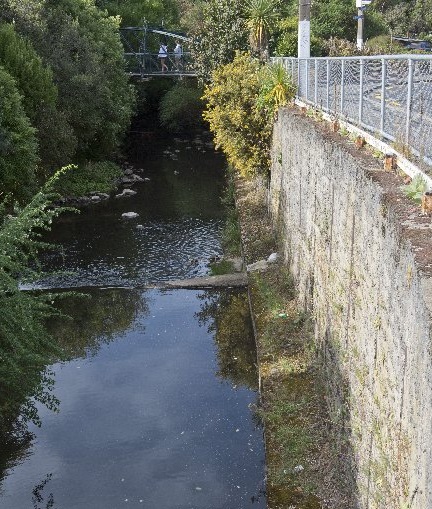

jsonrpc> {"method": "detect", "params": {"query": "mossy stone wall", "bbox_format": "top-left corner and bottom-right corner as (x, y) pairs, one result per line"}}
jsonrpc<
(269, 108), (432, 509)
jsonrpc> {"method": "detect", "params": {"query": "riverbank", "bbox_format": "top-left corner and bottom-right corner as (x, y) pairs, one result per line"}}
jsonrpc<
(234, 176), (357, 508)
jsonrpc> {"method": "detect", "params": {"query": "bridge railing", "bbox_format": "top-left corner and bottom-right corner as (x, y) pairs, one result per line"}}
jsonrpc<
(272, 55), (432, 171)
(124, 51), (195, 76)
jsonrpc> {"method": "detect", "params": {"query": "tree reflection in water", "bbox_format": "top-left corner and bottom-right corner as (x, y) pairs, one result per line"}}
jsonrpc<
(0, 288), (147, 487)
(196, 289), (259, 391)
(32, 473), (54, 509)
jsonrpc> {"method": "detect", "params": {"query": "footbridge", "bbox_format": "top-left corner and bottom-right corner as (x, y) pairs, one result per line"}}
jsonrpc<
(120, 26), (196, 78)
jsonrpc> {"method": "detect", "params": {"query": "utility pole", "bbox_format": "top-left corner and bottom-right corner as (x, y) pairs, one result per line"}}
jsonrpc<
(356, 0), (371, 50)
(356, 4), (364, 50)
(298, 0), (311, 58)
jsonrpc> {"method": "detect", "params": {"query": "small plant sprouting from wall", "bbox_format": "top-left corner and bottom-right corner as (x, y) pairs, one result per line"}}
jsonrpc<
(401, 174), (427, 204)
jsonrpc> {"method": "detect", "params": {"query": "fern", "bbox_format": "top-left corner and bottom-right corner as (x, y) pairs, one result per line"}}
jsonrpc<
(0, 167), (74, 437)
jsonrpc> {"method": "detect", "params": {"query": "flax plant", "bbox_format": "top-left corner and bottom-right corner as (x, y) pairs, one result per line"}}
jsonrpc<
(244, 0), (279, 59)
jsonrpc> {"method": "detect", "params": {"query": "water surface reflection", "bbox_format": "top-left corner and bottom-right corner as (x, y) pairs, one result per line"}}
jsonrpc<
(0, 289), (265, 508)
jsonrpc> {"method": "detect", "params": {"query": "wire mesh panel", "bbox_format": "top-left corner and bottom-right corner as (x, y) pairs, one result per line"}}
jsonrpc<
(411, 60), (432, 166)
(272, 55), (432, 171)
(341, 59), (361, 124)
(328, 60), (343, 115)
(362, 59), (383, 131)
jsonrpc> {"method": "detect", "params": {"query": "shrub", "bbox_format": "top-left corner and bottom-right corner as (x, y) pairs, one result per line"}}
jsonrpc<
(159, 84), (205, 132)
(203, 53), (270, 176)
(0, 65), (39, 202)
(0, 170), (71, 435)
(203, 53), (294, 177)
(54, 161), (123, 197)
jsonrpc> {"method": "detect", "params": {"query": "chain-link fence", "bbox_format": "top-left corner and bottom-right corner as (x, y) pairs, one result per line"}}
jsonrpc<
(272, 56), (432, 172)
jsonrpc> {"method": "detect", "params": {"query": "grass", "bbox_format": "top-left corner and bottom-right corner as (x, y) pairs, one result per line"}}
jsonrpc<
(234, 173), (358, 509)
(209, 259), (235, 275)
(54, 161), (123, 197)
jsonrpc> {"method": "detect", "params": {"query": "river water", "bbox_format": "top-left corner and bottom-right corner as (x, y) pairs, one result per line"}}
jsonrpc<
(0, 133), (266, 508)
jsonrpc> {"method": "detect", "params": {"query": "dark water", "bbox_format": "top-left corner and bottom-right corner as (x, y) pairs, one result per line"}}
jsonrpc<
(31, 134), (226, 289)
(0, 133), (266, 508)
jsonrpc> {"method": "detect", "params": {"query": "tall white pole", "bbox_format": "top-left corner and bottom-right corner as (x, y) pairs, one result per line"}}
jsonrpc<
(298, 0), (311, 58)
(356, 5), (364, 50)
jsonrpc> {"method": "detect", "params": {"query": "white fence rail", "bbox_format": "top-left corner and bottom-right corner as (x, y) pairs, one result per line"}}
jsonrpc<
(272, 55), (432, 171)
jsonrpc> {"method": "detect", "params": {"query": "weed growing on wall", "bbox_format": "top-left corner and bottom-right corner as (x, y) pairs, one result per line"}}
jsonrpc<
(401, 174), (427, 204)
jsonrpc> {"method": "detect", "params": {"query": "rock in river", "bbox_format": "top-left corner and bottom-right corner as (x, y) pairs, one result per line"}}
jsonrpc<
(122, 212), (139, 219)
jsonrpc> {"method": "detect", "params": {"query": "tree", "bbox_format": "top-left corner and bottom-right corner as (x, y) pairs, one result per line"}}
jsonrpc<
(0, 65), (39, 202)
(0, 22), (76, 178)
(96, 0), (180, 28)
(4, 0), (136, 163)
(203, 53), (272, 176)
(191, 0), (248, 83)
(244, 0), (280, 59)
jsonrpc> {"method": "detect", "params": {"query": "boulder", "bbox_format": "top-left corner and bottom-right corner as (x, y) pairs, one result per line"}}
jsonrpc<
(246, 260), (268, 272)
(267, 252), (279, 263)
(122, 212), (139, 219)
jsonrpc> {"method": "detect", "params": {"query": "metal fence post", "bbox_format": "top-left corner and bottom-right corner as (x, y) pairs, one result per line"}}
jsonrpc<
(314, 59), (318, 104)
(406, 58), (414, 145)
(359, 59), (364, 124)
(326, 59), (330, 110)
(305, 59), (309, 101)
(340, 60), (345, 116)
(380, 58), (386, 136)
(297, 58), (301, 96)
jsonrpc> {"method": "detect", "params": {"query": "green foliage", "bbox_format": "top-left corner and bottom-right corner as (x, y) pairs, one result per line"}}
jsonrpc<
(257, 62), (296, 116)
(6, 0), (136, 163)
(0, 170), (72, 435)
(96, 0), (180, 28)
(159, 83), (204, 132)
(203, 54), (295, 176)
(191, 0), (248, 83)
(402, 174), (427, 204)
(203, 53), (270, 176)
(0, 65), (39, 202)
(275, 16), (323, 57)
(54, 161), (123, 197)
(0, 22), (76, 177)
(244, 0), (280, 58)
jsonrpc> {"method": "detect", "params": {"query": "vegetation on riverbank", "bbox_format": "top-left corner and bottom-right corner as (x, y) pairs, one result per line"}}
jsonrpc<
(0, 172), (72, 441)
(235, 176), (357, 508)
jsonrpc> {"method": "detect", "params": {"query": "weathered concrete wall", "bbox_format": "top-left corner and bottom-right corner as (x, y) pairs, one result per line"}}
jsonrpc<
(269, 108), (432, 509)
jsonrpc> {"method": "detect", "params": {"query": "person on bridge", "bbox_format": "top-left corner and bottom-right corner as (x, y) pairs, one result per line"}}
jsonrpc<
(174, 42), (183, 71)
(158, 43), (168, 72)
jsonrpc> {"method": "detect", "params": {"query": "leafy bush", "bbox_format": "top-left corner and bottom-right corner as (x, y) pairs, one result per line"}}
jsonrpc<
(54, 161), (123, 197)
(257, 62), (296, 116)
(0, 65), (39, 202)
(159, 84), (205, 132)
(203, 53), (270, 176)
(203, 53), (294, 177)
(0, 171), (71, 435)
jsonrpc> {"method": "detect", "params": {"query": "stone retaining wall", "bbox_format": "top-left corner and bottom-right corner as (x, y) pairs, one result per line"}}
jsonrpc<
(269, 108), (432, 509)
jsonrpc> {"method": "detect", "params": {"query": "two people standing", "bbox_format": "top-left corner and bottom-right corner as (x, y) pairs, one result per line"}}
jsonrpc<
(158, 41), (183, 72)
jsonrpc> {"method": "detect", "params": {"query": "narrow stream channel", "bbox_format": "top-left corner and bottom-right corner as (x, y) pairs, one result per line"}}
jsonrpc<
(0, 132), (267, 508)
